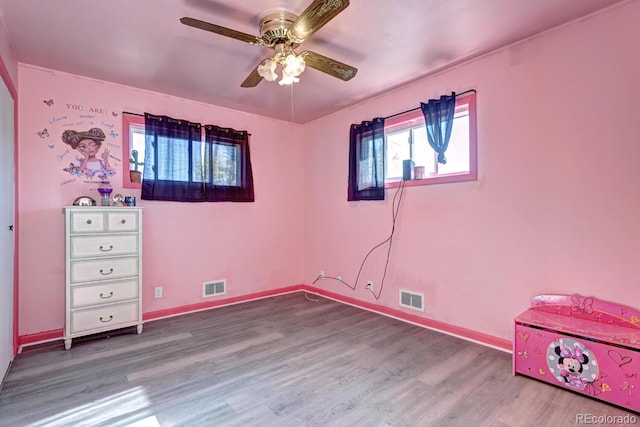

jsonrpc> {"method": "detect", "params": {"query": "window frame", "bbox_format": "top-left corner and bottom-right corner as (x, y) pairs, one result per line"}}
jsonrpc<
(122, 113), (252, 194)
(384, 92), (477, 189)
(122, 113), (144, 189)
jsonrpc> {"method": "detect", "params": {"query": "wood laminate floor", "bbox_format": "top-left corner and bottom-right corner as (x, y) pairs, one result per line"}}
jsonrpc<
(0, 293), (635, 427)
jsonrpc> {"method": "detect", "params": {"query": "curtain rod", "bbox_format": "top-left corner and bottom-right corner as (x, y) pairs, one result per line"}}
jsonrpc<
(122, 111), (251, 136)
(383, 89), (476, 121)
(123, 111), (144, 117)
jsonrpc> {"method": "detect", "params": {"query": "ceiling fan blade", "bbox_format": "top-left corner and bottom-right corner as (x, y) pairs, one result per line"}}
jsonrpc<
(288, 0), (350, 43)
(180, 17), (264, 46)
(240, 63), (265, 88)
(301, 51), (357, 81)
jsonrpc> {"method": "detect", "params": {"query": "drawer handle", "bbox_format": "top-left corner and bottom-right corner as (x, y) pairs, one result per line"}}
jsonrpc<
(99, 268), (114, 275)
(86, 219), (92, 225)
(99, 245), (114, 252)
(99, 292), (114, 299)
(121, 219), (126, 224)
(99, 315), (114, 323)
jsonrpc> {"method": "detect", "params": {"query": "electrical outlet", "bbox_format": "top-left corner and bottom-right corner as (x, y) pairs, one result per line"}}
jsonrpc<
(154, 286), (163, 298)
(366, 281), (374, 292)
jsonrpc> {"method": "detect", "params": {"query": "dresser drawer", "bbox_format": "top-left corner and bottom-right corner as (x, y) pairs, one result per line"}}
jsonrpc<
(70, 257), (138, 283)
(70, 279), (139, 308)
(70, 234), (138, 259)
(69, 211), (105, 233)
(70, 301), (139, 334)
(107, 211), (139, 232)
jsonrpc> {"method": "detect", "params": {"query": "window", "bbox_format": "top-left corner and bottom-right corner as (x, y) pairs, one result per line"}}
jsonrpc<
(206, 141), (240, 186)
(123, 114), (145, 189)
(384, 92), (477, 188)
(122, 113), (254, 202)
(123, 114), (206, 187)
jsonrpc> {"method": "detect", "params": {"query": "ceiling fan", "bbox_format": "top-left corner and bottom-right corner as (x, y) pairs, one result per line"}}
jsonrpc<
(180, 0), (357, 87)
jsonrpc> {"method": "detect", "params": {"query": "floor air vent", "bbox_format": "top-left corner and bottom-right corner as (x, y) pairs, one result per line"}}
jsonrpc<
(399, 289), (424, 312)
(203, 279), (226, 298)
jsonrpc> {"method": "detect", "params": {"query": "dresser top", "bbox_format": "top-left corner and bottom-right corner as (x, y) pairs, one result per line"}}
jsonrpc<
(64, 206), (143, 210)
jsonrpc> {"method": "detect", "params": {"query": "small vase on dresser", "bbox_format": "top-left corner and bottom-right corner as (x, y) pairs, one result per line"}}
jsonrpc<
(63, 206), (143, 350)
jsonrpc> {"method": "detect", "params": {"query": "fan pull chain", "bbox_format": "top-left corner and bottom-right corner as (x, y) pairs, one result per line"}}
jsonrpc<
(290, 84), (294, 124)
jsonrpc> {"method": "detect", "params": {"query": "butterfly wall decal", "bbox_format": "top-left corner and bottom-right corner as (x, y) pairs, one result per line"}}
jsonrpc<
(43, 99), (54, 107)
(37, 128), (49, 138)
(112, 112), (118, 117)
(47, 144), (54, 149)
(110, 130), (119, 138)
(63, 163), (82, 177)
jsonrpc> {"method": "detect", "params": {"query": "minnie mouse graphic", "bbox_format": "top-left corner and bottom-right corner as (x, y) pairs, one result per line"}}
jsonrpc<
(547, 338), (598, 389)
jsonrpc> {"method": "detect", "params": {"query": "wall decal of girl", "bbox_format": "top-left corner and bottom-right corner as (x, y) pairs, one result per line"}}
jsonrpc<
(61, 127), (116, 180)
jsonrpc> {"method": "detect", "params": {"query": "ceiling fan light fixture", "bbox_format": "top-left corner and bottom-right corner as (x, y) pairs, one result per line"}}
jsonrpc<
(257, 58), (278, 81)
(278, 72), (300, 86)
(283, 53), (306, 77)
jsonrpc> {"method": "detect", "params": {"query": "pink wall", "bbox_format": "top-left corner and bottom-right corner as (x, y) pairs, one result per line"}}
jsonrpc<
(303, 1), (640, 341)
(17, 65), (305, 335)
(0, 19), (18, 87)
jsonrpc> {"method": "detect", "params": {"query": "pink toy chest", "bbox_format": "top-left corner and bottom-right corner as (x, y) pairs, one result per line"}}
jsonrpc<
(513, 294), (640, 412)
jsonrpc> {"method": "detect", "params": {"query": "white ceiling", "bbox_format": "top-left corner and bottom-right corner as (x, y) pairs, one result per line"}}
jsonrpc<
(0, 0), (625, 123)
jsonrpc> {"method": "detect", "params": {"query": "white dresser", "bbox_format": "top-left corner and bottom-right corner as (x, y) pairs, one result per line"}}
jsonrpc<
(64, 206), (143, 350)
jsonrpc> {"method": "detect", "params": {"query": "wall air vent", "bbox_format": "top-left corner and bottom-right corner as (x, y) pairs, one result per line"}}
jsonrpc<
(203, 279), (226, 298)
(399, 289), (424, 312)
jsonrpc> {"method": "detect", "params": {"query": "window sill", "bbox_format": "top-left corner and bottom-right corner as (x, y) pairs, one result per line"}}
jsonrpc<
(123, 179), (142, 190)
(385, 171), (477, 189)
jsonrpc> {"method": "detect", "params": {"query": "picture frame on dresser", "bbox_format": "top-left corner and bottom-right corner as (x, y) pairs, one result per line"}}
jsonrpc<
(63, 206), (143, 350)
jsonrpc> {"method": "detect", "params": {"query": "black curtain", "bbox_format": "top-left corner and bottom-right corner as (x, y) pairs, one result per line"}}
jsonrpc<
(141, 113), (204, 202)
(348, 117), (385, 201)
(203, 125), (254, 202)
(420, 92), (456, 164)
(141, 114), (254, 202)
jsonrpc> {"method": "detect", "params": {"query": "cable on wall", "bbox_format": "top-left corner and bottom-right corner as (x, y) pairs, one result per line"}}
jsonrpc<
(310, 179), (406, 299)
(357, 178), (406, 300)
(312, 274), (355, 290)
(307, 273), (355, 302)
